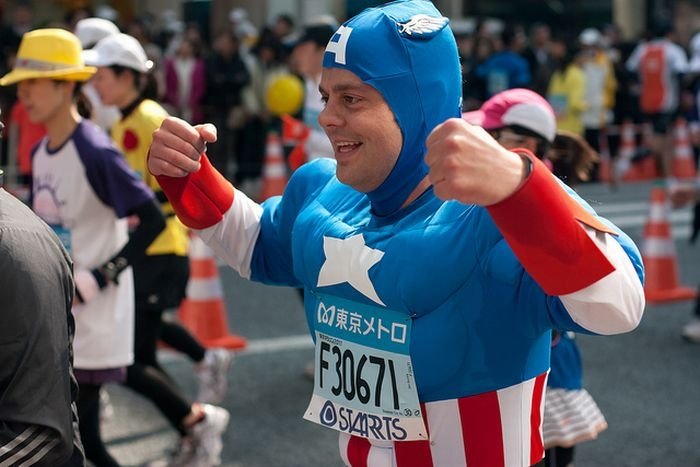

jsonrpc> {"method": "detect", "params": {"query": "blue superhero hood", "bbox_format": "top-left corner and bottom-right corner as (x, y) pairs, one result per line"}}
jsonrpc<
(322, 0), (462, 216)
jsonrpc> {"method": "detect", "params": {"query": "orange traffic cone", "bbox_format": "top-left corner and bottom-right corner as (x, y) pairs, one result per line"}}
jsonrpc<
(281, 114), (309, 146)
(281, 115), (310, 172)
(288, 144), (307, 172)
(177, 236), (247, 349)
(639, 123), (660, 179)
(641, 187), (697, 303)
(623, 122), (658, 181)
(259, 131), (289, 201)
(672, 118), (697, 180)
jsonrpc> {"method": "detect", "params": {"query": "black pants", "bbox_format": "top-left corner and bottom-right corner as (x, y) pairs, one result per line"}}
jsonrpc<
(135, 253), (206, 363)
(206, 113), (237, 181)
(160, 318), (206, 363)
(77, 383), (120, 467)
(234, 116), (266, 184)
(584, 128), (603, 182)
(124, 309), (192, 436)
(123, 255), (192, 435)
(544, 446), (575, 467)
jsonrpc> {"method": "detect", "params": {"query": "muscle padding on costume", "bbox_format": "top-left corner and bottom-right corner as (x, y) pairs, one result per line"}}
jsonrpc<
(559, 227), (645, 335)
(197, 189), (262, 279)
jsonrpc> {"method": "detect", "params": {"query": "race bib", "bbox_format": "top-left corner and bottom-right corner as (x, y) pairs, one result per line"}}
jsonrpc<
(487, 70), (509, 96)
(51, 224), (72, 254)
(303, 292), (427, 441)
(549, 94), (568, 116)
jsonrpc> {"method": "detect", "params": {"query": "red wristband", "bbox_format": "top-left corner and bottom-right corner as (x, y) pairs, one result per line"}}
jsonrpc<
(155, 154), (234, 230)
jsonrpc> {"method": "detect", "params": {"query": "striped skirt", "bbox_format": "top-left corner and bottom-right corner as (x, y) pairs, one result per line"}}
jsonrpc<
(543, 388), (607, 449)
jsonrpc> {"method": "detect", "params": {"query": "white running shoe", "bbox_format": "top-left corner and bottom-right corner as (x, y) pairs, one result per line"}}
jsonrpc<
(196, 349), (232, 404)
(681, 318), (700, 343)
(189, 404), (230, 467)
(99, 388), (114, 422)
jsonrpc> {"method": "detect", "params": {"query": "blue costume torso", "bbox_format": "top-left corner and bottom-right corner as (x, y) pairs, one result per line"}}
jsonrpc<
(155, 2), (644, 462)
(249, 158), (640, 403)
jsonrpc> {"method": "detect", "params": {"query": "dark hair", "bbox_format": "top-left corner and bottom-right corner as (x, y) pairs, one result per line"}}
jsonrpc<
(651, 19), (673, 39)
(551, 37), (577, 72)
(276, 14), (294, 29)
(297, 24), (336, 49)
(253, 28), (286, 64)
(109, 64), (158, 101)
(506, 124), (551, 159)
(50, 80), (92, 118)
(501, 25), (517, 48)
(548, 130), (599, 184)
(74, 82), (92, 118)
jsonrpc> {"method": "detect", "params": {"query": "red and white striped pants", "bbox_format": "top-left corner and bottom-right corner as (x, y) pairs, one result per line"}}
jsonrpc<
(339, 373), (547, 467)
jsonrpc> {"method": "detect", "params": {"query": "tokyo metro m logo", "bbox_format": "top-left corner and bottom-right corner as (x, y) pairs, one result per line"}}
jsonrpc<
(326, 26), (352, 65)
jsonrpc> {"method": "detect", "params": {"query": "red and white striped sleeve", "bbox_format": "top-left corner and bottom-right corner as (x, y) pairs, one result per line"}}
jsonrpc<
(156, 154), (263, 278)
(487, 151), (645, 335)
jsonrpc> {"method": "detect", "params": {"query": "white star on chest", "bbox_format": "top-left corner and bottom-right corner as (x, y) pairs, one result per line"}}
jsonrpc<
(316, 234), (386, 306)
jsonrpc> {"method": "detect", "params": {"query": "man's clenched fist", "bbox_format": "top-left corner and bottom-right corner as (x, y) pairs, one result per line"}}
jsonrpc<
(425, 118), (529, 206)
(148, 116), (218, 178)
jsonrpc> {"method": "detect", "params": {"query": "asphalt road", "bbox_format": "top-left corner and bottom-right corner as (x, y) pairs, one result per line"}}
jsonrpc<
(101, 180), (700, 467)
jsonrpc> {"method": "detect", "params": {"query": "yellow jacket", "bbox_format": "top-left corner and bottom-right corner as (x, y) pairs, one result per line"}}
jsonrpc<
(111, 99), (189, 256)
(547, 64), (587, 135)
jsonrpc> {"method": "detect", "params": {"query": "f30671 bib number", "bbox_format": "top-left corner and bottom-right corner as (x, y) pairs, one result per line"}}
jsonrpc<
(319, 341), (399, 410)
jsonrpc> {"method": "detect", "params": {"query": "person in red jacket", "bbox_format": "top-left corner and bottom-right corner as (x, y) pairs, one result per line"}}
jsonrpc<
(7, 99), (45, 187)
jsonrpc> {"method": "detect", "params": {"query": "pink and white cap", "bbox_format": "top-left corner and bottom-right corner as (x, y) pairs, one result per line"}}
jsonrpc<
(463, 88), (556, 142)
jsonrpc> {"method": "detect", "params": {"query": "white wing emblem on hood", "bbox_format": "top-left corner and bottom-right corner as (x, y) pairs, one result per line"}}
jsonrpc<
(397, 14), (449, 37)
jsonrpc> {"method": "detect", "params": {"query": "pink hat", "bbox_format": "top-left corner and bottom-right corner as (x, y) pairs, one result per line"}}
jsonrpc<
(463, 88), (556, 142)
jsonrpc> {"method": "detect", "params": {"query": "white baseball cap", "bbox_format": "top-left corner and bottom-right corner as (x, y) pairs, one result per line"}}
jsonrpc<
(83, 33), (153, 73)
(579, 28), (602, 46)
(75, 17), (119, 48)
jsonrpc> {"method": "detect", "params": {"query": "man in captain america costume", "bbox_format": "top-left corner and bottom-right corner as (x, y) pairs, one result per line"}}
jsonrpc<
(147, 1), (645, 466)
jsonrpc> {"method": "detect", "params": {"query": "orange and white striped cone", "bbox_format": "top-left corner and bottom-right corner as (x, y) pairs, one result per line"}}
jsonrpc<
(641, 186), (697, 303)
(623, 122), (658, 181)
(615, 119), (636, 180)
(281, 114), (309, 146)
(672, 118), (697, 180)
(281, 115), (310, 172)
(177, 236), (247, 349)
(259, 131), (289, 201)
(640, 123), (660, 179)
(288, 143), (307, 172)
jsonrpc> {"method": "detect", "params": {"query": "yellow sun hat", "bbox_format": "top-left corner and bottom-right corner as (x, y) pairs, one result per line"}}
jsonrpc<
(0, 28), (97, 86)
